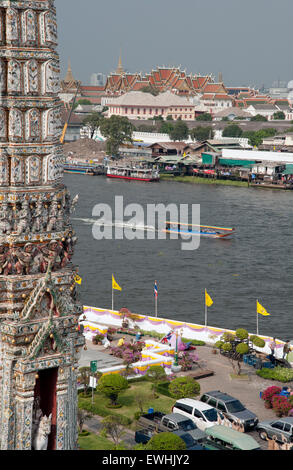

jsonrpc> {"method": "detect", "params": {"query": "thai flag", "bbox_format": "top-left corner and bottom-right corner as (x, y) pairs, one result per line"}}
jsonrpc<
(154, 281), (158, 298)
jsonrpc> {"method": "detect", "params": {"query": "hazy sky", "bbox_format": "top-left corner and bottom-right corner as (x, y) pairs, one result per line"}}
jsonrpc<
(56, 0), (292, 88)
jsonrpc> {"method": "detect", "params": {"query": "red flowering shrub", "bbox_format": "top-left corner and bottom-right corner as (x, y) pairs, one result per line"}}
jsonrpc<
(262, 386), (282, 406)
(272, 395), (292, 417)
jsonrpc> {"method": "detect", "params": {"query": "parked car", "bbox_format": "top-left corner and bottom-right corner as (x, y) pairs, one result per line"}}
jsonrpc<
(172, 398), (224, 430)
(256, 417), (293, 443)
(204, 425), (260, 450)
(200, 390), (258, 431)
(136, 412), (206, 442)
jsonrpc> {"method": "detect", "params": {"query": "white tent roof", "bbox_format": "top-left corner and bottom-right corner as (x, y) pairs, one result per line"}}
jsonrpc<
(221, 148), (293, 164)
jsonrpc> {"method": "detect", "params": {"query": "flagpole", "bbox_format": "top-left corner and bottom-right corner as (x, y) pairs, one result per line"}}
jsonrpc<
(112, 274), (114, 311)
(155, 280), (158, 317)
(256, 299), (258, 336)
(205, 290), (207, 327)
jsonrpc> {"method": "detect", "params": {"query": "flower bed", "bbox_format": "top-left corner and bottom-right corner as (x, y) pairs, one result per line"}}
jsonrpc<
(109, 341), (145, 365)
(272, 395), (292, 417)
(261, 386), (282, 408)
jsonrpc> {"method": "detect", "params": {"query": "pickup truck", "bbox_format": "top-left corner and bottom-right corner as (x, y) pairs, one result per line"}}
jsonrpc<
(135, 412), (206, 444)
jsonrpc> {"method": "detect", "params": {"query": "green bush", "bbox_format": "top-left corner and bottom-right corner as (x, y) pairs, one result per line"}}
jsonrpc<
(221, 332), (235, 342)
(97, 374), (129, 406)
(182, 338), (205, 346)
(236, 328), (249, 340)
(145, 365), (167, 383)
(250, 336), (265, 348)
(134, 411), (143, 421)
(215, 340), (224, 349)
(155, 381), (172, 397)
(236, 343), (249, 355)
(145, 432), (186, 450)
(256, 367), (293, 383)
(169, 376), (200, 399)
(222, 342), (232, 352)
(78, 430), (90, 437)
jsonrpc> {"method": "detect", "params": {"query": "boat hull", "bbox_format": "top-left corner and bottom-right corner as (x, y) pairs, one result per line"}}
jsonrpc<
(107, 174), (159, 182)
(163, 229), (234, 239)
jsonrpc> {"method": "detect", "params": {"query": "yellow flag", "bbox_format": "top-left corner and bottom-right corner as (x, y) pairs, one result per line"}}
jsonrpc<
(205, 289), (213, 307)
(257, 300), (270, 316)
(112, 274), (122, 291)
(74, 275), (82, 285)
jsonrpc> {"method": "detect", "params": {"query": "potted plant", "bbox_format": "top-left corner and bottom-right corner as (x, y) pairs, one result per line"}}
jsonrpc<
(92, 333), (105, 345)
(107, 327), (117, 342)
(209, 334), (219, 354)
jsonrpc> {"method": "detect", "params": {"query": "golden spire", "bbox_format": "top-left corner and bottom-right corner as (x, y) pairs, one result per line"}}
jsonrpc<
(64, 59), (75, 83)
(116, 51), (124, 75)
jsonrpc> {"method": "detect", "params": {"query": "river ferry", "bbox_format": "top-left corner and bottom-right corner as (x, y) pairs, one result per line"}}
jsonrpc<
(64, 162), (105, 175)
(106, 166), (160, 182)
(163, 221), (236, 239)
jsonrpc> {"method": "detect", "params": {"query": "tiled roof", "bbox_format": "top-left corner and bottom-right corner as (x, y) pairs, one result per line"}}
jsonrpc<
(108, 90), (194, 107)
(214, 107), (252, 117)
(104, 66), (213, 96)
(148, 141), (188, 150)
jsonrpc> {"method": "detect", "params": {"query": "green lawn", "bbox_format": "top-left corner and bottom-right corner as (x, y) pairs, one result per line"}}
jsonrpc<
(78, 431), (115, 450)
(78, 380), (175, 426)
(160, 175), (249, 187)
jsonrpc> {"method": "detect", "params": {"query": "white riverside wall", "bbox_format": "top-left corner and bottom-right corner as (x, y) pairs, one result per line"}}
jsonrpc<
(81, 305), (286, 360)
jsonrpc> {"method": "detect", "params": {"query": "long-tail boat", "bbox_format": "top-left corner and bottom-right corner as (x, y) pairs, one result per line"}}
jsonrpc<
(163, 221), (236, 239)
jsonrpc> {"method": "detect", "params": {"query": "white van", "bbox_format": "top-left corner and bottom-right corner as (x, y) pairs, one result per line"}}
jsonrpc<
(172, 398), (224, 431)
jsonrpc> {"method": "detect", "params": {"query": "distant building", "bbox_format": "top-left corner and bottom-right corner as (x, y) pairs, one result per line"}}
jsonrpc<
(104, 62), (213, 97)
(59, 60), (106, 107)
(199, 83), (234, 113)
(90, 73), (106, 86)
(107, 90), (195, 120)
(213, 107), (253, 121)
(59, 59), (81, 105)
(246, 102), (293, 121)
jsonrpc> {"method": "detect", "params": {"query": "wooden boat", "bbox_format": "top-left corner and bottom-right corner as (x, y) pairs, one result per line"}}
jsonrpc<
(106, 166), (159, 182)
(163, 221), (236, 239)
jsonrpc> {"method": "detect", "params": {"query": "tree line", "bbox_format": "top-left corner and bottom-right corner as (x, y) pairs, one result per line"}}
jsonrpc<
(82, 111), (293, 157)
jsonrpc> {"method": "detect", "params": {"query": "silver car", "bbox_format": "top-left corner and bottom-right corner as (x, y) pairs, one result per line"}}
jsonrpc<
(257, 417), (293, 443)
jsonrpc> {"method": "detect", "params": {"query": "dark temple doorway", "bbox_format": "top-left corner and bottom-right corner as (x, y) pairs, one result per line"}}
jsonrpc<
(34, 367), (58, 450)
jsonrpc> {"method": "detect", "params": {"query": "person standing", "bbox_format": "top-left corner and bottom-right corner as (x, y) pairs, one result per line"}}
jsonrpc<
(283, 340), (290, 359)
(269, 337), (276, 356)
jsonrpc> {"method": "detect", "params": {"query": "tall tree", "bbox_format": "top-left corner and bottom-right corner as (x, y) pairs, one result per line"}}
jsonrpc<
(169, 120), (189, 141)
(83, 112), (104, 139)
(196, 113), (212, 121)
(189, 126), (213, 141)
(250, 114), (267, 122)
(273, 111), (285, 120)
(222, 124), (243, 138)
(99, 115), (135, 156)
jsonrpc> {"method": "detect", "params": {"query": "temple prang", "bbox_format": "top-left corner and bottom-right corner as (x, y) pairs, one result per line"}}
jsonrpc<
(0, 0), (84, 450)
